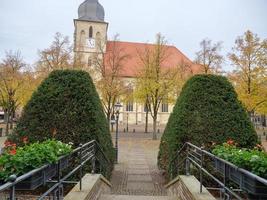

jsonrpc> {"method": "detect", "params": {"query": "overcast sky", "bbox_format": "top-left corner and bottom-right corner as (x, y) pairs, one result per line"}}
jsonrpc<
(0, 0), (267, 71)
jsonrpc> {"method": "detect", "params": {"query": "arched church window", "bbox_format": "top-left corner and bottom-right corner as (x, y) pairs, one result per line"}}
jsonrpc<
(89, 26), (93, 38)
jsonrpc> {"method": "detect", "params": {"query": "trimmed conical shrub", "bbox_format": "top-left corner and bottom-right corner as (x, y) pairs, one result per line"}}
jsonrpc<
(10, 70), (115, 164)
(158, 74), (257, 175)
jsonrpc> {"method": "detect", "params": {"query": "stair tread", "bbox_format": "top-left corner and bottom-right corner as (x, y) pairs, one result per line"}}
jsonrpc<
(100, 195), (179, 200)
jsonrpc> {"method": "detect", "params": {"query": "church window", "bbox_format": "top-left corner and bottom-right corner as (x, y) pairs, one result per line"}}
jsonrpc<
(89, 26), (93, 38)
(162, 102), (169, 113)
(126, 101), (134, 112)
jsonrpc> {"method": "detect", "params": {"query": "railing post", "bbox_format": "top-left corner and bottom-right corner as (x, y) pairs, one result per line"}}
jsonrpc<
(8, 175), (17, 200)
(9, 185), (15, 200)
(57, 159), (61, 200)
(91, 142), (96, 174)
(177, 150), (179, 177)
(186, 145), (190, 176)
(59, 184), (64, 200)
(79, 143), (83, 191)
(223, 162), (227, 199)
(200, 147), (204, 193)
(53, 190), (57, 200)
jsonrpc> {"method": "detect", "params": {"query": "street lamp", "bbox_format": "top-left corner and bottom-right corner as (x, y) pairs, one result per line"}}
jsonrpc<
(126, 113), (129, 132)
(114, 102), (122, 163)
(110, 114), (116, 132)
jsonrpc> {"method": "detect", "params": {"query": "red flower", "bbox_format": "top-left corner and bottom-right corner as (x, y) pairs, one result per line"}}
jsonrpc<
(4, 140), (12, 147)
(22, 136), (28, 144)
(227, 139), (235, 146)
(9, 149), (17, 155)
(254, 144), (264, 151)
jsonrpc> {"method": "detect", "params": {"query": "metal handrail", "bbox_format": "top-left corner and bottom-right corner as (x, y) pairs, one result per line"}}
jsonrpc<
(169, 142), (267, 200)
(0, 140), (113, 200)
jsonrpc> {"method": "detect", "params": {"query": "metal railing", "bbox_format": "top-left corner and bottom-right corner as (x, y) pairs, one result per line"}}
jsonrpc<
(0, 140), (113, 200)
(169, 142), (267, 200)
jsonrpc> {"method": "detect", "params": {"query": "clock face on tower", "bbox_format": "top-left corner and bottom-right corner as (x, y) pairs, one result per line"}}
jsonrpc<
(86, 38), (95, 48)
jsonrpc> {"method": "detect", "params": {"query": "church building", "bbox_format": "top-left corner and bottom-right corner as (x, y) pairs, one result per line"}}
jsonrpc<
(73, 0), (201, 126)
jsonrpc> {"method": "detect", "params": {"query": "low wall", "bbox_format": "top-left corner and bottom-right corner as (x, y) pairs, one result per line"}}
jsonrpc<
(64, 174), (111, 200)
(166, 175), (216, 200)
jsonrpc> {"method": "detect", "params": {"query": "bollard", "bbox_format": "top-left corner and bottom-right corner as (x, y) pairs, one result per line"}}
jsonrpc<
(133, 129), (135, 133)
(263, 131), (266, 136)
(157, 129), (160, 133)
(123, 128), (126, 133)
(266, 135), (267, 141)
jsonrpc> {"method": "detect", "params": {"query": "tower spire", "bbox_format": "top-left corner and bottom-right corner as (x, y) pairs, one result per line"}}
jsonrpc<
(78, 0), (105, 22)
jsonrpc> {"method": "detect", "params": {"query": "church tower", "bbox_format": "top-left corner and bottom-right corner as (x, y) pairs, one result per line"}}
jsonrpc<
(74, 0), (108, 68)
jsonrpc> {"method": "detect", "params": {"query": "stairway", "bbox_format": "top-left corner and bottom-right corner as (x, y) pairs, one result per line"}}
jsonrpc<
(100, 195), (178, 200)
(104, 139), (179, 200)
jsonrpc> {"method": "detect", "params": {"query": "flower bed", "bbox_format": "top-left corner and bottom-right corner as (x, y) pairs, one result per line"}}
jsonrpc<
(212, 141), (267, 198)
(212, 142), (267, 179)
(0, 139), (72, 189)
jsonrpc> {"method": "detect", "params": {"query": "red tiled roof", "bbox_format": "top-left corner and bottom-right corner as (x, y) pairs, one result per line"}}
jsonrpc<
(105, 41), (201, 78)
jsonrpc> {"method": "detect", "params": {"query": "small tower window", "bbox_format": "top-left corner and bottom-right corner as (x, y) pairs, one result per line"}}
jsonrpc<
(89, 26), (93, 38)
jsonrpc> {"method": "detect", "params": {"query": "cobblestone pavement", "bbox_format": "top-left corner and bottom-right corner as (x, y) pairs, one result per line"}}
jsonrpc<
(110, 135), (167, 196)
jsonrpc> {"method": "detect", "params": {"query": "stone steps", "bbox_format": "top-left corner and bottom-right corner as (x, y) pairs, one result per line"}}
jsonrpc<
(100, 194), (179, 200)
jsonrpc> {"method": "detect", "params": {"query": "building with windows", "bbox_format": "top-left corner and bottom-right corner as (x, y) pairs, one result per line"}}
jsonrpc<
(74, 0), (201, 126)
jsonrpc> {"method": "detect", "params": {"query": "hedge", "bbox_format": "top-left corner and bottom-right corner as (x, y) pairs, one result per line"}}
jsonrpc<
(9, 70), (115, 165)
(158, 74), (258, 177)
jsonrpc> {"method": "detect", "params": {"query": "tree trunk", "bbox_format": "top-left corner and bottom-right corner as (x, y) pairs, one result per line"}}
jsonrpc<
(145, 110), (148, 133)
(152, 117), (157, 140)
(5, 111), (9, 136)
(263, 115), (266, 127)
(10, 111), (14, 130)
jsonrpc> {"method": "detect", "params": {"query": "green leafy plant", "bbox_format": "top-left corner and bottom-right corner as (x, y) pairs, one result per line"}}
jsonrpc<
(0, 140), (72, 181)
(212, 142), (267, 179)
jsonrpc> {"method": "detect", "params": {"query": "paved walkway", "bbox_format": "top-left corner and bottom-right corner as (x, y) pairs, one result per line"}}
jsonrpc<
(110, 134), (166, 196)
(0, 136), (7, 153)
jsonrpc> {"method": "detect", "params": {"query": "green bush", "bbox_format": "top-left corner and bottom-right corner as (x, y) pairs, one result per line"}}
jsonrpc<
(9, 70), (115, 165)
(0, 140), (72, 181)
(158, 75), (258, 177)
(213, 143), (267, 179)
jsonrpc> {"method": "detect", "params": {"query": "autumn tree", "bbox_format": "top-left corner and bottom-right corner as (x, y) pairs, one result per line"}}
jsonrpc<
(92, 35), (129, 123)
(228, 30), (267, 116)
(0, 51), (27, 134)
(36, 32), (73, 77)
(195, 38), (224, 74)
(173, 60), (194, 97)
(135, 34), (179, 140)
